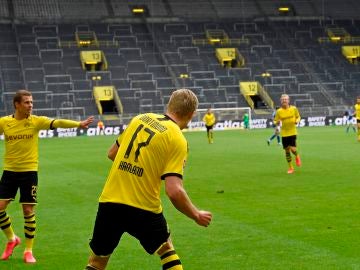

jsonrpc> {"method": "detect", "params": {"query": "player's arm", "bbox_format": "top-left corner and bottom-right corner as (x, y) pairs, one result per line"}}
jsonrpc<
(107, 141), (119, 161)
(294, 107), (301, 124)
(108, 130), (125, 161)
(273, 111), (280, 127)
(164, 175), (212, 227)
(52, 116), (94, 129)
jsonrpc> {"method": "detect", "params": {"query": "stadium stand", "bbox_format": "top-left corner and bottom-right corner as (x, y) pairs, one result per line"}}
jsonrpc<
(0, 0), (360, 121)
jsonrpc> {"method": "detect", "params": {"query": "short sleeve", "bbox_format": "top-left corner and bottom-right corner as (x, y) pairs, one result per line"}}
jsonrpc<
(35, 116), (53, 130)
(0, 118), (4, 134)
(274, 110), (280, 124)
(161, 134), (187, 180)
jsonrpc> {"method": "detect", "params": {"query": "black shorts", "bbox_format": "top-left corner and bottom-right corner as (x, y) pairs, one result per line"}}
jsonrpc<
(89, 203), (170, 256)
(357, 119), (360, 124)
(282, 135), (297, 149)
(0, 171), (38, 203)
(205, 125), (213, 131)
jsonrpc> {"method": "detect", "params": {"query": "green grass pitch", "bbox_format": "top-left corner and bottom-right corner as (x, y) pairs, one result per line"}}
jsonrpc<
(0, 125), (359, 270)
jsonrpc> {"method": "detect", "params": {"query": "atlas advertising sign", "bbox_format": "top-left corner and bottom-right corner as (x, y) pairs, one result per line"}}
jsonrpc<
(37, 125), (125, 138)
(187, 115), (354, 130)
(0, 116), (355, 140)
(0, 125), (126, 140)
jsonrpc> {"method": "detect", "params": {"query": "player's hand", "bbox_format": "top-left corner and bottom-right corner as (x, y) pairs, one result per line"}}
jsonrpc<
(195, 210), (212, 227)
(80, 116), (95, 128)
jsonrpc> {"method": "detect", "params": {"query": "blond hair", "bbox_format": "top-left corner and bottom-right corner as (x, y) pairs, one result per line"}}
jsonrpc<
(167, 89), (198, 118)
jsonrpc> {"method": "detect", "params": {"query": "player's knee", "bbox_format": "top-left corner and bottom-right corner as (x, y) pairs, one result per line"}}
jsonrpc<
(156, 241), (173, 256)
(22, 205), (35, 216)
(0, 200), (10, 211)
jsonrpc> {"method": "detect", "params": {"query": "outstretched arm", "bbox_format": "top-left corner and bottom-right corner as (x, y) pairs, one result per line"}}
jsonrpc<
(165, 175), (212, 227)
(79, 116), (94, 128)
(52, 116), (94, 129)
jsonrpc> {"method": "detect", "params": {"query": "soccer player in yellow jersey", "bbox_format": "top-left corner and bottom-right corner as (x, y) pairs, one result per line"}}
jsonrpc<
(85, 89), (213, 270)
(202, 108), (216, 143)
(355, 96), (360, 142)
(274, 94), (302, 174)
(0, 90), (94, 263)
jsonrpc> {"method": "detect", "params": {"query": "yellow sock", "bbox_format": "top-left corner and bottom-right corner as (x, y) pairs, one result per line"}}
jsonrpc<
(285, 152), (292, 168)
(0, 211), (15, 241)
(24, 213), (36, 251)
(159, 248), (183, 270)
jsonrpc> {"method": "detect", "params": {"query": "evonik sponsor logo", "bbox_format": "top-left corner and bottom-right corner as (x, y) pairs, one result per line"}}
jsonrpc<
(5, 134), (34, 141)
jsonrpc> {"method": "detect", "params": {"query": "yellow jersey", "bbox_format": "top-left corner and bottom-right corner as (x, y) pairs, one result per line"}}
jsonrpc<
(355, 104), (360, 120)
(99, 113), (188, 214)
(274, 106), (300, 137)
(203, 113), (216, 126)
(0, 115), (54, 171)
